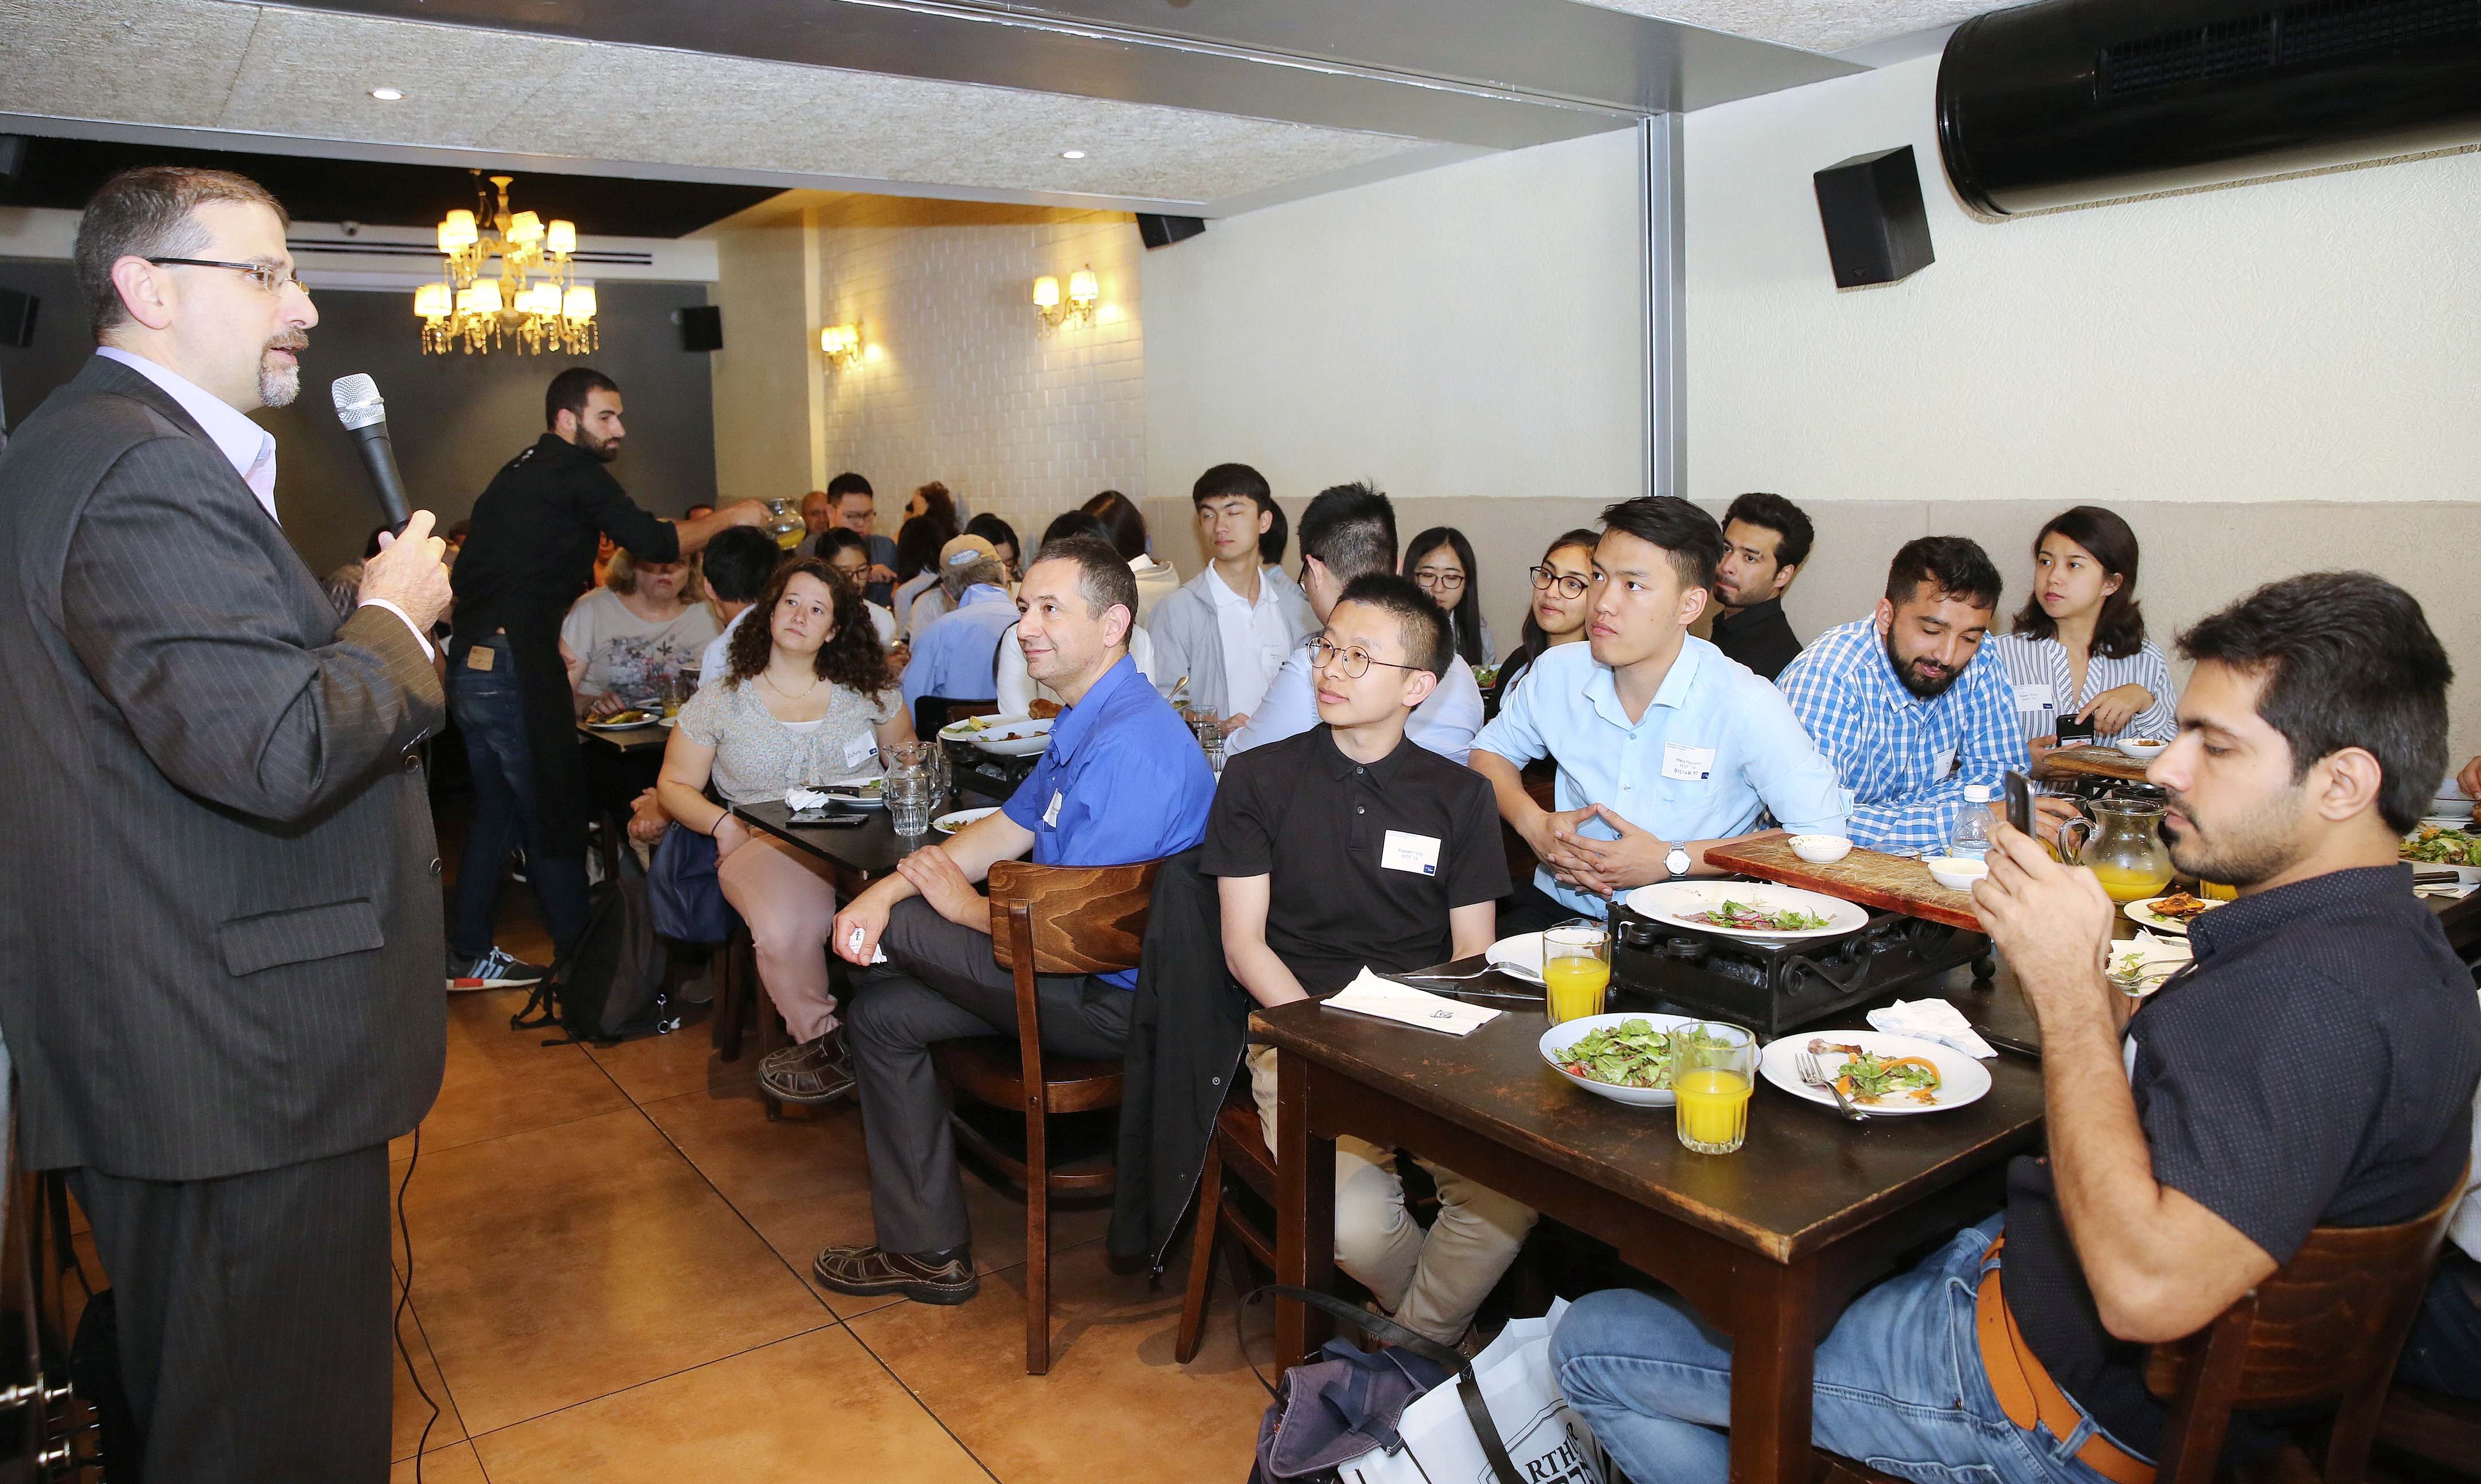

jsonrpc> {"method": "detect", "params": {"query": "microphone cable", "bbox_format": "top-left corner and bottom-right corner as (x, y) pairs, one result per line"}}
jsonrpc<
(389, 1124), (439, 1482)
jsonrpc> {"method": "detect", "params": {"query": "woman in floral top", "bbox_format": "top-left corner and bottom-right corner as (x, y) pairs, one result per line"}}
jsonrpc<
(658, 557), (914, 1103)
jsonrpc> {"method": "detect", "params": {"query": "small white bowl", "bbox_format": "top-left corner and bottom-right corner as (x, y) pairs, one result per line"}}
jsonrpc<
(2115, 737), (2169, 762)
(1923, 856), (1989, 891)
(1788, 833), (1853, 864)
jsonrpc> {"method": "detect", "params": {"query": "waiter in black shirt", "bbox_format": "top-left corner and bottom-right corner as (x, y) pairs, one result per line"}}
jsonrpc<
(1708, 490), (1811, 681)
(443, 367), (765, 987)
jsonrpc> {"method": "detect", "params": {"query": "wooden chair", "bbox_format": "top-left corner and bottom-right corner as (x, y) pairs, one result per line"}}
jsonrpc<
(2142, 1170), (2464, 1481)
(929, 857), (1161, 1375)
(914, 694), (1000, 741)
(1174, 1089), (1278, 1365)
(2376, 1382), (2481, 1478)
(1826, 1170), (2465, 1484)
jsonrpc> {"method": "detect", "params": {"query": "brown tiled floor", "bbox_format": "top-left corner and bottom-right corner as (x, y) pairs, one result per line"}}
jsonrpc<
(362, 838), (1276, 1479)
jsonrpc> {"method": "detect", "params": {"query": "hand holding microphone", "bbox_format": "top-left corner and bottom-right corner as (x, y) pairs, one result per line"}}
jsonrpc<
(333, 375), (451, 631)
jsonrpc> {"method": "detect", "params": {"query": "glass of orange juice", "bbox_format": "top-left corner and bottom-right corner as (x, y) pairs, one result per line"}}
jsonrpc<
(1540, 919), (1610, 1026)
(1674, 1023), (1757, 1154)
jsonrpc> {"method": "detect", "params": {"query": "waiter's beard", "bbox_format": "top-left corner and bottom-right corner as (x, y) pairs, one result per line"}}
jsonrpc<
(258, 334), (307, 407)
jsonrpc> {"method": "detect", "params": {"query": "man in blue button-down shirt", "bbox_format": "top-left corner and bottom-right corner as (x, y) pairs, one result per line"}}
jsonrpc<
(817, 535), (1214, 1308)
(899, 535), (1019, 713)
(1473, 497), (1846, 927)
(1776, 536), (2041, 856)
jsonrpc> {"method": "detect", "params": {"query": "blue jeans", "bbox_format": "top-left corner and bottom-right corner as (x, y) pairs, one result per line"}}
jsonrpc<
(2397, 1254), (2481, 1399)
(447, 638), (590, 963)
(1551, 1216), (2118, 1484)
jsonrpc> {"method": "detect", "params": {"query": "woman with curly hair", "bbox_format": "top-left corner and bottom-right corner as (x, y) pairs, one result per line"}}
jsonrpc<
(656, 557), (915, 1104)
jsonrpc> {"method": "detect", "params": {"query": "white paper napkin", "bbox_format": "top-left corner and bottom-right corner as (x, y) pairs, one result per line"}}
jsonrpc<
(2112, 929), (2194, 974)
(787, 786), (833, 811)
(843, 923), (889, 967)
(1866, 998), (1997, 1059)
(1323, 968), (1502, 1037)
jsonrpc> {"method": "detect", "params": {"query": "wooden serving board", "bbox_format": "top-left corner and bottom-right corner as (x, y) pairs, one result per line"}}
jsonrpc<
(1702, 831), (1984, 933)
(2031, 745), (2152, 785)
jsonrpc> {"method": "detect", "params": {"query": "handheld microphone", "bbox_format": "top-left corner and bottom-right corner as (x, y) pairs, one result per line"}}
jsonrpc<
(330, 374), (411, 529)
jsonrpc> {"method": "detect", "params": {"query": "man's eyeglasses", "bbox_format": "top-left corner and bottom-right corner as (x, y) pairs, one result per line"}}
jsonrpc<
(1530, 565), (1591, 599)
(1412, 569), (1467, 592)
(1305, 636), (1428, 681)
(146, 258), (312, 296)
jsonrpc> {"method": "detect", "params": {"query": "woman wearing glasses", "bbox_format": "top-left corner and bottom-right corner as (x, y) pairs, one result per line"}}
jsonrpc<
(1494, 528), (1600, 697)
(1405, 528), (1491, 671)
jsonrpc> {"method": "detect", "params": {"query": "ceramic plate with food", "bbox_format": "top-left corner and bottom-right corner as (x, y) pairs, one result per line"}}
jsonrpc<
(1757, 1031), (1992, 1116)
(585, 710), (656, 730)
(933, 806), (1000, 834)
(969, 718), (1054, 757)
(1537, 1012), (1726, 1108)
(1625, 880), (1869, 942)
(2123, 892), (2221, 934)
(2406, 825), (2481, 864)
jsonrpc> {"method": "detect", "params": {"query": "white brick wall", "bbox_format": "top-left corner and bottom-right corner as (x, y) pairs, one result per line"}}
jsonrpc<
(714, 195), (1149, 552)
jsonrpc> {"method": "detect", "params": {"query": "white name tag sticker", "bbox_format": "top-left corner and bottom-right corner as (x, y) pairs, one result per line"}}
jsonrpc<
(1379, 830), (1442, 876)
(1660, 744), (1717, 783)
(1043, 791), (1063, 828)
(1934, 745), (1958, 781)
(843, 733), (877, 770)
(2012, 683), (2053, 713)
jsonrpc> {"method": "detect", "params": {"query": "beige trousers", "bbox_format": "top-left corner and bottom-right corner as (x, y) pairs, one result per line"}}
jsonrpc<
(1247, 1046), (1539, 1346)
(716, 828), (843, 1042)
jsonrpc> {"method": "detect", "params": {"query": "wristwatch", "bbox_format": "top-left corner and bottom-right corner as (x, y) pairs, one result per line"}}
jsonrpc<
(1664, 843), (1692, 879)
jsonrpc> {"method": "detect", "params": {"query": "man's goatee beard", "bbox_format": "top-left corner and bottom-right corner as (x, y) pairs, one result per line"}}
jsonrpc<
(259, 363), (301, 408)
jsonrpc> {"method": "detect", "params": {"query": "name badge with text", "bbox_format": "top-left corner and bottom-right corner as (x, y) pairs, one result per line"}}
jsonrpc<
(1661, 744), (1716, 782)
(843, 733), (877, 770)
(2012, 682), (2053, 714)
(1933, 744), (1958, 781)
(1380, 830), (1442, 876)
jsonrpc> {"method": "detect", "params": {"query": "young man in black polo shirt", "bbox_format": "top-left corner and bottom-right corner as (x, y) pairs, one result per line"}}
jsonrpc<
(1709, 491), (1811, 681)
(1552, 570), (2480, 1482)
(1205, 574), (1531, 1348)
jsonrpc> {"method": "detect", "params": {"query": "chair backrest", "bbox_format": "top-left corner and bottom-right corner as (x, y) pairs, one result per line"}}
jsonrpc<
(987, 858), (1161, 977)
(915, 695), (999, 741)
(2143, 1165), (2467, 1482)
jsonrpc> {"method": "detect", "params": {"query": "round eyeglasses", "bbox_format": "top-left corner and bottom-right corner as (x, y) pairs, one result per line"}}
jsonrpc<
(1305, 636), (1428, 681)
(1531, 565), (1591, 599)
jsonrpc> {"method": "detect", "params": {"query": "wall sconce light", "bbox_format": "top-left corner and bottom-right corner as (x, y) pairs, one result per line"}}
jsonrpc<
(1033, 265), (1100, 329)
(821, 323), (862, 370)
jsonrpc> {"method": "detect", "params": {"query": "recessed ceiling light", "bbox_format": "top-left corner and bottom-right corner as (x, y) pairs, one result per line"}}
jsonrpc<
(369, 87), (404, 101)
(1060, 149), (1086, 160)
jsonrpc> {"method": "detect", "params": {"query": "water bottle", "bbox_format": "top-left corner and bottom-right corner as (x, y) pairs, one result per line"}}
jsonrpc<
(1949, 783), (1996, 863)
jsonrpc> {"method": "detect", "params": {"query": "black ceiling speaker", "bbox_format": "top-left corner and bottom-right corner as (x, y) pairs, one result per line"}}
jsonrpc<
(1814, 146), (1936, 288)
(0, 288), (37, 350)
(674, 304), (722, 352)
(1136, 214), (1206, 250)
(1939, 0), (2481, 215)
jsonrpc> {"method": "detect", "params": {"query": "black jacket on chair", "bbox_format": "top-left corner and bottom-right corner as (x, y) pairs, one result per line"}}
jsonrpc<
(1108, 849), (1252, 1272)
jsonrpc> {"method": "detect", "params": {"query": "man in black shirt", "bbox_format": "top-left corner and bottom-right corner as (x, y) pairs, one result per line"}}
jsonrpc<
(1709, 490), (1811, 681)
(1205, 574), (1529, 1347)
(445, 368), (764, 984)
(1551, 571), (2480, 1482)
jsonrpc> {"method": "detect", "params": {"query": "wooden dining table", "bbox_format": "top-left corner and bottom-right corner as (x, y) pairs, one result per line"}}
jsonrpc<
(1259, 955), (2050, 1484)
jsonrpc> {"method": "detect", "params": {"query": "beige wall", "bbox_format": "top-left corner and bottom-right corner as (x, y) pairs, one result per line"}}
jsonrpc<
(1141, 127), (1649, 636)
(704, 194), (1145, 538)
(1682, 52), (2481, 508)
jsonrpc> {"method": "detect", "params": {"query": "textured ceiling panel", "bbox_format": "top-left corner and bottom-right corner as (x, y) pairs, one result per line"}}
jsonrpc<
(1576, 1), (1992, 55)
(216, 5), (589, 146)
(0, 0), (259, 126)
(484, 41), (1421, 203)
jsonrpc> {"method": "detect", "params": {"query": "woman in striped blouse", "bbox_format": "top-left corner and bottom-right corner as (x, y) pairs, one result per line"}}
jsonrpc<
(1988, 505), (2177, 753)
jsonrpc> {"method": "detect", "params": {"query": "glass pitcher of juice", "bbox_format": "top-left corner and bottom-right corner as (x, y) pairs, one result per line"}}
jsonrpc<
(2057, 799), (2174, 903)
(764, 497), (806, 551)
(1540, 919), (1611, 1025)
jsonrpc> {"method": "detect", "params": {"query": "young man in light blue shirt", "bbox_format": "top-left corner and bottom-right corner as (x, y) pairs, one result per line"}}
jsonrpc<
(1471, 496), (1846, 929)
(1228, 481), (1485, 764)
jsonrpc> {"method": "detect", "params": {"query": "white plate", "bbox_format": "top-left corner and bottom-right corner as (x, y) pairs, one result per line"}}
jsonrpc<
(1759, 1030), (1992, 1116)
(1538, 1012), (1713, 1108)
(952, 716), (1054, 756)
(658, 716), (677, 729)
(583, 715), (658, 731)
(1484, 932), (1545, 985)
(2420, 813), (2476, 832)
(1625, 880), (1870, 943)
(934, 806), (1000, 834)
(2123, 895), (2221, 935)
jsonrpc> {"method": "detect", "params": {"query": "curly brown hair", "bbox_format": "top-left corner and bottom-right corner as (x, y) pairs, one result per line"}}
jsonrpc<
(724, 557), (894, 700)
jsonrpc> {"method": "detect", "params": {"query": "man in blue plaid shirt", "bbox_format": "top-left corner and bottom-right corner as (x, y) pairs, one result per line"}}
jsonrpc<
(1776, 537), (2038, 855)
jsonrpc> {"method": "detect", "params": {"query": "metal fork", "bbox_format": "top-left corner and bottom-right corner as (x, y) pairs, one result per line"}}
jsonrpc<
(1796, 1051), (1868, 1123)
(1392, 966), (1517, 984)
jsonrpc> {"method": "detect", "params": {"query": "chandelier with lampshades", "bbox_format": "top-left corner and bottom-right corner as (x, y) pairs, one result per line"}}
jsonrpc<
(414, 172), (596, 355)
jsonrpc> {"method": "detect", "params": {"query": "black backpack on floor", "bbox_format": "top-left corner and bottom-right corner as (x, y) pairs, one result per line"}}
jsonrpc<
(515, 847), (677, 1045)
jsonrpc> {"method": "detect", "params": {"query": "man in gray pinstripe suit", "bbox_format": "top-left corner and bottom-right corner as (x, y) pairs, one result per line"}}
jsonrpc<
(0, 167), (451, 1481)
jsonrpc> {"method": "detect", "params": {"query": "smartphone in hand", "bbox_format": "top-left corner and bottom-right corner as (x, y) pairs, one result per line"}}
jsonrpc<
(2003, 770), (2033, 837)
